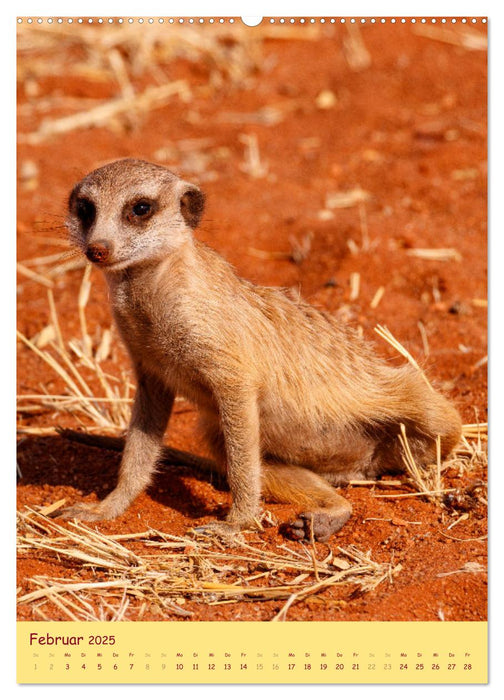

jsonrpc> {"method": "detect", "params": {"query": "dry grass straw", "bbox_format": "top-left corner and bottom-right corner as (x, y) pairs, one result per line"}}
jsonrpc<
(406, 248), (462, 262)
(17, 509), (399, 622)
(343, 24), (372, 71)
(17, 262), (54, 288)
(17, 268), (133, 435)
(239, 133), (268, 179)
(450, 421), (488, 477)
(370, 286), (385, 309)
(412, 24), (487, 51)
(19, 247), (87, 283)
(21, 81), (192, 145)
(472, 298), (487, 308)
(349, 272), (360, 301)
(17, 21), (320, 80)
(220, 101), (299, 127)
(391, 426), (446, 502)
(325, 186), (371, 210)
(374, 324), (433, 391)
(417, 320), (430, 357)
(17, 21), (322, 144)
(247, 232), (313, 265)
(436, 561), (486, 577)
(374, 422), (487, 506)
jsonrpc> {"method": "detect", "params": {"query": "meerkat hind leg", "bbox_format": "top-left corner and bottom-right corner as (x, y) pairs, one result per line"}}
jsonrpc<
(262, 464), (352, 542)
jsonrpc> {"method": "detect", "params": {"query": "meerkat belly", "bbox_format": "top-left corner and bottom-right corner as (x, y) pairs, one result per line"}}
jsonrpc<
(258, 391), (376, 477)
(259, 400), (336, 462)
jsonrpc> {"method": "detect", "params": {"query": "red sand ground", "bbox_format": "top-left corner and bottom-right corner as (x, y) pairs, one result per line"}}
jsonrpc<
(16, 21), (487, 621)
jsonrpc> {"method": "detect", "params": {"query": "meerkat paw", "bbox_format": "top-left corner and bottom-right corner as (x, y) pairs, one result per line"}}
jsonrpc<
(56, 501), (117, 522)
(191, 520), (245, 543)
(286, 506), (352, 543)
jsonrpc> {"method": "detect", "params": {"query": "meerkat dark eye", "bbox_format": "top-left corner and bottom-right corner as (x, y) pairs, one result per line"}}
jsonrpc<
(132, 201), (152, 217)
(123, 198), (157, 225)
(75, 198), (96, 228)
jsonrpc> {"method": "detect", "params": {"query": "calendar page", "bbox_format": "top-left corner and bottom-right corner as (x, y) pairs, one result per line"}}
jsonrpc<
(16, 14), (488, 685)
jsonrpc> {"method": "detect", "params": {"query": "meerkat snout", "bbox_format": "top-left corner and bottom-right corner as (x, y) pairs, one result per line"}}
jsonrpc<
(86, 240), (112, 264)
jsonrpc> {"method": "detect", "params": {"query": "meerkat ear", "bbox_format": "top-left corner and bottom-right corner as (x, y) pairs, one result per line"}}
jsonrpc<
(180, 187), (205, 229)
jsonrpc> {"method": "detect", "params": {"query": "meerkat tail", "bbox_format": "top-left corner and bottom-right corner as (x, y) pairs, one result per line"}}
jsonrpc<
(57, 428), (219, 474)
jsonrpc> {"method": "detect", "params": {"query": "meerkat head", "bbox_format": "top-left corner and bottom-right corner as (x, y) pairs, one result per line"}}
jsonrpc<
(66, 158), (205, 272)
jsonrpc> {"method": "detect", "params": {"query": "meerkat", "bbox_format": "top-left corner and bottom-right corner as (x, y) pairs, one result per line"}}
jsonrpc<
(60, 158), (462, 542)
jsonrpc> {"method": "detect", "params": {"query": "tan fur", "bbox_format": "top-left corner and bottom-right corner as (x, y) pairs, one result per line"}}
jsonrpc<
(61, 158), (462, 541)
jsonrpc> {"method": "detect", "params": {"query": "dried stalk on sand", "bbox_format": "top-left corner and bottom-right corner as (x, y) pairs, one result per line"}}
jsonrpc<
(374, 324), (433, 391)
(17, 268), (132, 434)
(17, 509), (399, 622)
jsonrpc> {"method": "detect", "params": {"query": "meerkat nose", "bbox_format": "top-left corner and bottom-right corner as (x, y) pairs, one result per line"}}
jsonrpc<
(86, 240), (112, 264)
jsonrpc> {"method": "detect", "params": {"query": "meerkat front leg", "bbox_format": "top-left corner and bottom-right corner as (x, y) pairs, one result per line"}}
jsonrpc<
(197, 390), (262, 536)
(60, 372), (174, 522)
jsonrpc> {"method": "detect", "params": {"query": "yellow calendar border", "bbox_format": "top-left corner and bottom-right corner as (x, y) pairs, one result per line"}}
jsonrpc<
(17, 621), (487, 684)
